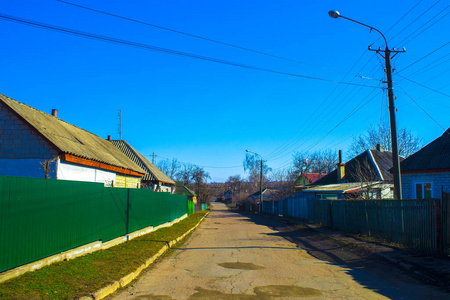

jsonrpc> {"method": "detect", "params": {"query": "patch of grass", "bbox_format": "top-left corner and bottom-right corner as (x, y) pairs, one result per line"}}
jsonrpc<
(0, 211), (208, 300)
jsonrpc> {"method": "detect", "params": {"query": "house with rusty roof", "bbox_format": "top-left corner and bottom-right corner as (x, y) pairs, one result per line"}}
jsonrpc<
(302, 147), (399, 200)
(294, 173), (325, 190)
(0, 93), (145, 187)
(400, 128), (450, 200)
(110, 140), (175, 192)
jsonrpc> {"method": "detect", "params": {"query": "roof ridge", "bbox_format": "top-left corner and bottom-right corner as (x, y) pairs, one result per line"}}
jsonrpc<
(0, 93), (107, 139)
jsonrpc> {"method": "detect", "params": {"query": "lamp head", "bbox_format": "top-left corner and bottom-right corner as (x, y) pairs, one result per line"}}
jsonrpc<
(246, 150), (249, 152)
(328, 10), (340, 19)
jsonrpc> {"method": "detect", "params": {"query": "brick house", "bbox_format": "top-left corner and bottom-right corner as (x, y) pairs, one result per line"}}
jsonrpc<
(400, 128), (450, 200)
(0, 93), (145, 187)
(110, 140), (176, 192)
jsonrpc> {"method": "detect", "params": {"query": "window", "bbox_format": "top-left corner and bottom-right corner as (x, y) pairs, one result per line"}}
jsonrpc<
(415, 182), (432, 199)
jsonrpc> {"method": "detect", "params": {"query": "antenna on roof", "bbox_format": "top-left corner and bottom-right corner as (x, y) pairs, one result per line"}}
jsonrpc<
(118, 110), (122, 141)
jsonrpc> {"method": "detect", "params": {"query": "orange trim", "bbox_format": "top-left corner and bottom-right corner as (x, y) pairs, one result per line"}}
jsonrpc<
(63, 154), (144, 177)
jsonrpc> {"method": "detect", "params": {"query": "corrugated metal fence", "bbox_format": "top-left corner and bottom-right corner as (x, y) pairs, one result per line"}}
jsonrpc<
(0, 176), (188, 273)
(262, 196), (448, 255)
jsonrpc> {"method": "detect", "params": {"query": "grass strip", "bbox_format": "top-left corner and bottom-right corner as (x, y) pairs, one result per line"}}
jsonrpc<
(0, 211), (208, 300)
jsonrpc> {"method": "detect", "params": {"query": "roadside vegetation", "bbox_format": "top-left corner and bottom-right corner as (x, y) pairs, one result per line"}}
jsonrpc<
(0, 211), (208, 300)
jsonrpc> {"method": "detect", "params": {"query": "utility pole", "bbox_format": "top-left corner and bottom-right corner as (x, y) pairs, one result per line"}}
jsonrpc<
(246, 150), (265, 213)
(329, 10), (404, 199)
(369, 46), (404, 200)
(118, 110), (122, 141)
(260, 158), (263, 213)
(151, 152), (158, 164)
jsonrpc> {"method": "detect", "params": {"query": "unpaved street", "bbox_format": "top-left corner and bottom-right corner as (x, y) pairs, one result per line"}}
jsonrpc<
(110, 202), (448, 299)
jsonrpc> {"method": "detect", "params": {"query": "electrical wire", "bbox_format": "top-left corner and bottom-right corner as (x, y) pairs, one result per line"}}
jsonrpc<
(397, 41), (450, 73)
(264, 51), (375, 161)
(396, 74), (450, 97)
(271, 87), (381, 171)
(56, 0), (346, 74)
(395, 6), (449, 47)
(370, 0), (424, 46)
(395, 83), (446, 131)
(0, 13), (381, 89)
(401, 53), (450, 78)
(388, 0), (442, 43)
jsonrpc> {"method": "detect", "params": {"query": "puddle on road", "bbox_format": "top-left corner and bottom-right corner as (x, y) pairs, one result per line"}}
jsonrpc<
(188, 285), (322, 299)
(254, 285), (322, 297)
(134, 295), (173, 300)
(218, 262), (266, 270)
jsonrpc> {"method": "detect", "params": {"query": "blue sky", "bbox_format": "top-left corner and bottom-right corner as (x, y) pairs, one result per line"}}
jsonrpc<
(1, 0), (449, 182)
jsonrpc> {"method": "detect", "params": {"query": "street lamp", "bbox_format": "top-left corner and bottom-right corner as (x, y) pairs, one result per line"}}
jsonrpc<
(246, 150), (263, 213)
(328, 10), (403, 200)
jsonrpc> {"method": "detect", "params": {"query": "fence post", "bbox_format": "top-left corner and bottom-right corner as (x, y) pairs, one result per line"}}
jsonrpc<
(126, 189), (130, 237)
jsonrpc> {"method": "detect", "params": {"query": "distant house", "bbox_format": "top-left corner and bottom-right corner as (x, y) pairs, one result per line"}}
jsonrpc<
(400, 128), (450, 200)
(110, 140), (175, 193)
(174, 181), (197, 203)
(0, 93), (145, 187)
(246, 188), (283, 211)
(294, 173), (325, 189)
(302, 147), (399, 200)
(223, 190), (232, 203)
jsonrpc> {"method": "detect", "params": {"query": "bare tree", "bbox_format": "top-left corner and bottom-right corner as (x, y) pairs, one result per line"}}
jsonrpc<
(346, 158), (380, 200)
(348, 122), (422, 158)
(243, 153), (271, 191)
(176, 163), (195, 184)
(39, 157), (58, 179)
(156, 158), (180, 180)
(290, 149), (338, 179)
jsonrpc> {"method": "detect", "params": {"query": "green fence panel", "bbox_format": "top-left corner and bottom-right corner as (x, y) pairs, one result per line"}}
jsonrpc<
(0, 176), (128, 272)
(128, 189), (187, 232)
(187, 200), (195, 215)
(0, 176), (188, 273)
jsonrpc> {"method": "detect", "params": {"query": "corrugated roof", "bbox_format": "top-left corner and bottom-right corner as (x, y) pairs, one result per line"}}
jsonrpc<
(401, 128), (450, 172)
(304, 181), (387, 193)
(0, 93), (145, 174)
(313, 149), (399, 185)
(110, 140), (175, 185)
(174, 181), (197, 197)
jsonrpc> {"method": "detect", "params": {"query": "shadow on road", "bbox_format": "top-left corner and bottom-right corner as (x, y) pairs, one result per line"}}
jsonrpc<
(225, 209), (449, 299)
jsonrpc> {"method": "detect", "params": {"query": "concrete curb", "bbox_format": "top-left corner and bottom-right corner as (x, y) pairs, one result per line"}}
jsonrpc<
(81, 211), (210, 300)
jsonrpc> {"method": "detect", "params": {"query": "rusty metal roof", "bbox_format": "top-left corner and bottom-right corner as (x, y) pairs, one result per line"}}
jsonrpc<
(0, 93), (145, 175)
(110, 140), (175, 185)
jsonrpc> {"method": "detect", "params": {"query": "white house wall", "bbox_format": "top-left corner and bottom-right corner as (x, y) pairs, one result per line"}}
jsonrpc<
(57, 161), (116, 186)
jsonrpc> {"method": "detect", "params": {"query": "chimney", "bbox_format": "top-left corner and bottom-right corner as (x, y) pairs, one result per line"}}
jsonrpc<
(376, 143), (384, 152)
(51, 109), (58, 117)
(337, 150), (346, 182)
(107, 135), (111, 141)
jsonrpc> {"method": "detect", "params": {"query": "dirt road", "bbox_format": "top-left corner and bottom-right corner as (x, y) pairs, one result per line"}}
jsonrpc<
(110, 202), (448, 299)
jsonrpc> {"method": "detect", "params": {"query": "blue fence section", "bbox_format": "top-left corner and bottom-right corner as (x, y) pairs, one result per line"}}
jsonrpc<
(259, 196), (448, 255)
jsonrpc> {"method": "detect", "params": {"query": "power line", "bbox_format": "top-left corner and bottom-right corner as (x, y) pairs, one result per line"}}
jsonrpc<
(389, 0), (442, 43)
(397, 41), (450, 73)
(265, 51), (376, 160)
(396, 6), (449, 46)
(271, 88), (381, 171)
(57, 0), (345, 74)
(402, 53), (450, 77)
(0, 13), (381, 89)
(395, 83), (446, 131)
(396, 74), (450, 97)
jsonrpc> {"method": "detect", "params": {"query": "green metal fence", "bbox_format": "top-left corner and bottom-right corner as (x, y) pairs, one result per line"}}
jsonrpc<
(0, 176), (188, 273)
(313, 199), (448, 255)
